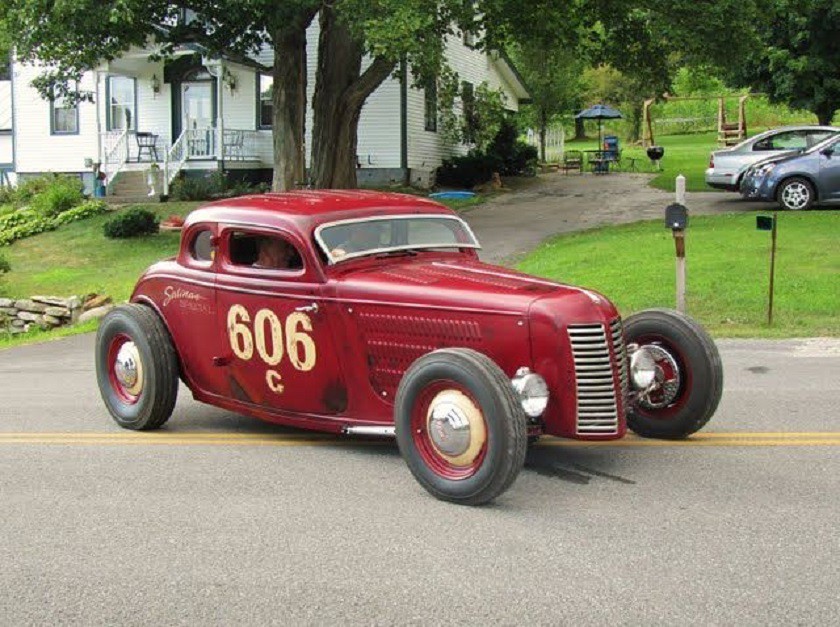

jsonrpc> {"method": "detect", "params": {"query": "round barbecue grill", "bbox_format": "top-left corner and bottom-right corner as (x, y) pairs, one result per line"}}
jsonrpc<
(647, 146), (665, 170)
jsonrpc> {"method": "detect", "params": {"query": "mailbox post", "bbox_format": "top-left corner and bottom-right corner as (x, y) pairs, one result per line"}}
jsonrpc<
(665, 200), (688, 313)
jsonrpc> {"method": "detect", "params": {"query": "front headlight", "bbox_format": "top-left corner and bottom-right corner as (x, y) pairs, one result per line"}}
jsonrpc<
(629, 346), (657, 390)
(757, 163), (777, 177)
(511, 368), (549, 418)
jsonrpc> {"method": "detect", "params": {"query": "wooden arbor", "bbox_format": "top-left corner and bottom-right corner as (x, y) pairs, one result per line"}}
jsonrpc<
(642, 94), (753, 147)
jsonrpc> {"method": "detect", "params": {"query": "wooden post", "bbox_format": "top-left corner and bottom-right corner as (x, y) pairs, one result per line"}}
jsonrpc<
(642, 99), (655, 147)
(768, 211), (778, 325)
(675, 174), (687, 313)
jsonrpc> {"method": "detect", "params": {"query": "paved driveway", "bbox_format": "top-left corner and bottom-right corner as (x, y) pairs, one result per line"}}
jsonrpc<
(468, 172), (767, 264)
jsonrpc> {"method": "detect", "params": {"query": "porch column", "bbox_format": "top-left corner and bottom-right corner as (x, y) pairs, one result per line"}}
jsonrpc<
(216, 61), (224, 165)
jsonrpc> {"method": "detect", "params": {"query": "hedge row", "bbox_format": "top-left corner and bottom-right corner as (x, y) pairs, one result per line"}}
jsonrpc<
(0, 200), (109, 247)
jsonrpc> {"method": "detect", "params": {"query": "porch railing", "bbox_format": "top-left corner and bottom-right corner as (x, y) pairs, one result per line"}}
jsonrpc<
(102, 128), (130, 193)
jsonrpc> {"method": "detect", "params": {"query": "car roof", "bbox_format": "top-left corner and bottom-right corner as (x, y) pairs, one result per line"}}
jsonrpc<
(184, 190), (454, 237)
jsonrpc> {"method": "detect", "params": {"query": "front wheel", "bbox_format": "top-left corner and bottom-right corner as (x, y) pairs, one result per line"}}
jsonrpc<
(95, 304), (179, 430)
(624, 309), (723, 439)
(395, 348), (527, 505)
(777, 177), (814, 210)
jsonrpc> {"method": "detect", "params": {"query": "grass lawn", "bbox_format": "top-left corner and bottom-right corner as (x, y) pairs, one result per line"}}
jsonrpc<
(517, 211), (840, 338)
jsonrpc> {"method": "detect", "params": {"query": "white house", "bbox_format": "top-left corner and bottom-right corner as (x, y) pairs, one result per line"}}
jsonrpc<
(0, 22), (529, 198)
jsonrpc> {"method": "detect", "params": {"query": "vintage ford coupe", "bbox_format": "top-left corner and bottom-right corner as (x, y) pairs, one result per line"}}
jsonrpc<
(96, 191), (722, 504)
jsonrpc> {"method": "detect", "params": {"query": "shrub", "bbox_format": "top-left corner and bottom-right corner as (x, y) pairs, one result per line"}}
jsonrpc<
(170, 171), (226, 201)
(0, 252), (10, 274)
(54, 200), (108, 226)
(486, 119), (539, 176)
(436, 151), (502, 188)
(103, 208), (159, 239)
(28, 175), (85, 217)
(0, 211), (57, 246)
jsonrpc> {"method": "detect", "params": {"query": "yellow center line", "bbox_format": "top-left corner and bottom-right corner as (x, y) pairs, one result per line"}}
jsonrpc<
(0, 432), (838, 447)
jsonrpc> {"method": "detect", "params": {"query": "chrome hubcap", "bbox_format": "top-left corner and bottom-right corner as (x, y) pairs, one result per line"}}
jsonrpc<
(114, 342), (143, 396)
(426, 390), (486, 466)
(782, 183), (809, 209)
(636, 345), (680, 409)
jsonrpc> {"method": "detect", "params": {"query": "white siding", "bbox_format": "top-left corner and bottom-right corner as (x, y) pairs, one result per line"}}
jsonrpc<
(13, 61), (98, 173)
(407, 36), (523, 176)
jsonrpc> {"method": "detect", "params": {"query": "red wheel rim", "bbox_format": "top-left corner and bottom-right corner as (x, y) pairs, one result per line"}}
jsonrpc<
(410, 380), (488, 480)
(632, 333), (692, 420)
(107, 333), (143, 405)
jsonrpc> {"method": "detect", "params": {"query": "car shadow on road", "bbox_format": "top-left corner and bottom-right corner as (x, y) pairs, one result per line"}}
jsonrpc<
(169, 410), (639, 486)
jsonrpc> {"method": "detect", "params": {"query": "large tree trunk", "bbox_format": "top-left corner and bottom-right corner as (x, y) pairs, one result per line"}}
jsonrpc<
(271, 22), (310, 191)
(814, 103), (836, 126)
(574, 116), (586, 140)
(538, 108), (547, 163)
(311, 8), (396, 189)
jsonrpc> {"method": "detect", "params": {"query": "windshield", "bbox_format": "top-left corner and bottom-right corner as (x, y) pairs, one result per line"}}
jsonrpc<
(315, 214), (481, 264)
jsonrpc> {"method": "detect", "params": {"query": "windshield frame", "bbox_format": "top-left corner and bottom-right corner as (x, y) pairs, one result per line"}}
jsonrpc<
(314, 213), (482, 265)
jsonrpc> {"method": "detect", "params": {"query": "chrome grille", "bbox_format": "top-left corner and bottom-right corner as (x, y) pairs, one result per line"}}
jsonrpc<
(568, 321), (621, 435)
(611, 318), (630, 398)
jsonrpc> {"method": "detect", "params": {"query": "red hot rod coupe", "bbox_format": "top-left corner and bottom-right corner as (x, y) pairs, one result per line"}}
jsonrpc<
(96, 191), (722, 505)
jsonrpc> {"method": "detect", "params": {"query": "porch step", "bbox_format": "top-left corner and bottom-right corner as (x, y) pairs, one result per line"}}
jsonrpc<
(106, 170), (160, 204)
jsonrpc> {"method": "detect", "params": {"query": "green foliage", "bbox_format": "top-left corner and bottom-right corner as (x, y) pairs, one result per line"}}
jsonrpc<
(0, 211), (56, 246)
(438, 75), (508, 152)
(28, 176), (85, 218)
(436, 151), (502, 188)
(0, 252), (10, 274)
(103, 208), (159, 239)
(169, 172), (267, 201)
(487, 119), (538, 176)
(732, 0), (840, 125)
(53, 200), (108, 225)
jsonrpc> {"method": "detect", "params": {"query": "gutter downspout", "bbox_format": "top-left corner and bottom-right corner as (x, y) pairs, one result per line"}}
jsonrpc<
(94, 70), (102, 165)
(400, 57), (408, 185)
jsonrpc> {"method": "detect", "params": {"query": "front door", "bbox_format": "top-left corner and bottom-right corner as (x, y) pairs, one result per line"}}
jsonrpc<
(181, 82), (214, 158)
(820, 139), (840, 201)
(214, 227), (348, 417)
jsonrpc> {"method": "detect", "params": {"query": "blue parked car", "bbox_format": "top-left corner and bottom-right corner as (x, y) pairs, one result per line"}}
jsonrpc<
(741, 134), (840, 210)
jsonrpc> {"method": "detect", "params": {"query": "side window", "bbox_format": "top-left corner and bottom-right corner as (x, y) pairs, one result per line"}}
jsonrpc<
(228, 231), (303, 271)
(807, 131), (836, 147)
(190, 230), (214, 262)
(755, 131), (807, 151)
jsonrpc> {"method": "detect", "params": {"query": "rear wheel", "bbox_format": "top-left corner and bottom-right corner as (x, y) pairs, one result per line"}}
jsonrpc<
(395, 348), (527, 505)
(624, 309), (723, 439)
(96, 304), (179, 430)
(777, 177), (814, 210)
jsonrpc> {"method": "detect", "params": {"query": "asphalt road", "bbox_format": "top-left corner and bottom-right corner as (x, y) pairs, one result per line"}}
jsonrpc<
(1, 334), (839, 625)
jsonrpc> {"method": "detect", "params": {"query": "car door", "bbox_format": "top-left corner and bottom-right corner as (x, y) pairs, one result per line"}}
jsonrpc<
(819, 138), (840, 201)
(214, 226), (348, 416)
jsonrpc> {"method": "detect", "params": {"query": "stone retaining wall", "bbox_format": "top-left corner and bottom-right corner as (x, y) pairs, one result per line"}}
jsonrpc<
(0, 294), (113, 335)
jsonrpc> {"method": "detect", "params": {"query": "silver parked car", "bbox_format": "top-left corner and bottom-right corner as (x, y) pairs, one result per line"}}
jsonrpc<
(705, 125), (839, 191)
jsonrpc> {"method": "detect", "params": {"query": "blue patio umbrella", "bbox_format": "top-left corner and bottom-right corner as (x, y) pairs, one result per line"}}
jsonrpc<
(575, 104), (623, 151)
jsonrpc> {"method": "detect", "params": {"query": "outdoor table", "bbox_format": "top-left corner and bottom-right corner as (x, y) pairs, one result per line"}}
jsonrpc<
(584, 149), (610, 174)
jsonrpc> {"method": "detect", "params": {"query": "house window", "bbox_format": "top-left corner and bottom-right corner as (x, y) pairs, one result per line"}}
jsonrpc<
(107, 76), (136, 131)
(50, 88), (79, 135)
(461, 81), (476, 143)
(258, 74), (273, 129)
(0, 57), (10, 81)
(424, 78), (437, 132)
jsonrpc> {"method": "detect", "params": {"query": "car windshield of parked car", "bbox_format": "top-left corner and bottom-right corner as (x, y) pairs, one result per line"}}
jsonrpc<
(315, 214), (481, 263)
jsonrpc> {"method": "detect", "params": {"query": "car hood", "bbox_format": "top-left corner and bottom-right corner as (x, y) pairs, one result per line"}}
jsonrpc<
(747, 150), (802, 171)
(332, 257), (611, 314)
